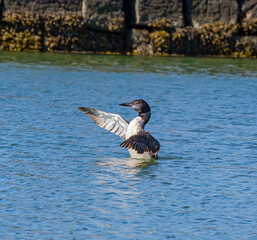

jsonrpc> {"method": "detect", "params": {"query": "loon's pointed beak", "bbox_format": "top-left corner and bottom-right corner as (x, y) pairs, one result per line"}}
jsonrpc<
(119, 102), (132, 107)
(119, 100), (142, 113)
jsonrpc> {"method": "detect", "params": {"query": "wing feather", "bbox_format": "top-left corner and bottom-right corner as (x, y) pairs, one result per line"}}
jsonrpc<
(110, 124), (119, 133)
(120, 131), (160, 153)
(78, 107), (129, 139)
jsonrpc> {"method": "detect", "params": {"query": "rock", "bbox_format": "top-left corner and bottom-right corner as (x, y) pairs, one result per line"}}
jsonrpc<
(234, 36), (257, 57)
(44, 13), (124, 52)
(3, 0), (82, 15)
(171, 26), (199, 55)
(129, 0), (184, 28)
(150, 30), (171, 54)
(197, 23), (239, 56)
(78, 31), (124, 53)
(1, 11), (43, 52)
(82, 0), (125, 32)
(241, 19), (257, 36)
(44, 14), (84, 52)
(125, 29), (153, 55)
(192, 0), (238, 27)
(243, 0), (257, 20)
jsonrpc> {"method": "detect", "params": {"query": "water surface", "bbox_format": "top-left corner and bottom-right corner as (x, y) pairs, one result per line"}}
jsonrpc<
(0, 52), (257, 239)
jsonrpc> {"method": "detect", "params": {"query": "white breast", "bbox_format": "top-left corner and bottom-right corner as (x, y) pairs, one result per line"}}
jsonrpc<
(125, 116), (144, 139)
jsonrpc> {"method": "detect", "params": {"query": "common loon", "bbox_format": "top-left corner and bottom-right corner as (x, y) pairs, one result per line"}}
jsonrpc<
(78, 99), (160, 159)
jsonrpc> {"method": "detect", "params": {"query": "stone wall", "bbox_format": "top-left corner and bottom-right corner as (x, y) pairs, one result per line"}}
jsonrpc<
(131, 0), (184, 27)
(3, 0), (82, 14)
(192, 0), (238, 27)
(243, 0), (257, 20)
(0, 0), (257, 57)
(82, 0), (124, 32)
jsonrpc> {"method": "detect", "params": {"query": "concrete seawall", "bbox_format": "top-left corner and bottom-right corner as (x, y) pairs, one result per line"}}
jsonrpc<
(0, 0), (256, 57)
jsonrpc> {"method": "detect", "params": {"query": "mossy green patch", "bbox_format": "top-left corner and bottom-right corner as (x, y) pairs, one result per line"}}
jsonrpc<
(107, 17), (124, 32)
(234, 36), (257, 58)
(198, 22), (239, 56)
(44, 14), (84, 52)
(171, 27), (199, 55)
(241, 19), (257, 36)
(1, 11), (42, 52)
(147, 18), (174, 31)
(150, 30), (170, 54)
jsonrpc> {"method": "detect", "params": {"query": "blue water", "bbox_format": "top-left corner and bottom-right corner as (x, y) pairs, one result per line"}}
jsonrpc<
(0, 52), (257, 239)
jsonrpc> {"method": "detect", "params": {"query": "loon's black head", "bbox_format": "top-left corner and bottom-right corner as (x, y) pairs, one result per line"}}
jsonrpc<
(119, 99), (151, 114)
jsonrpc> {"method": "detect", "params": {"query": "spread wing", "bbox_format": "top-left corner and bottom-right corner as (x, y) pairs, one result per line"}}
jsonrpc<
(120, 131), (160, 153)
(78, 107), (129, 139)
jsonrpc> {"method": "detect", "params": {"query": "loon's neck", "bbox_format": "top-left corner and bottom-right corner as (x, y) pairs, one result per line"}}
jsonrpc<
(125, 111), (151, 139)
(139, 111), (151, 126)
